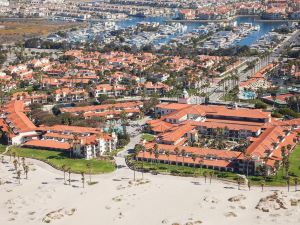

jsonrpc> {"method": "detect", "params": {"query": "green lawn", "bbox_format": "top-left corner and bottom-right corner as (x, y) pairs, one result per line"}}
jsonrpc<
(141, 133), (155, 142)
(128, 157), (239, 181)
(6, 146), (116, 174)
(0, 145), (6, 154)
(287, 144), (300, 177)
(109, 147), (124, 157)
(129, 145), (300, 186)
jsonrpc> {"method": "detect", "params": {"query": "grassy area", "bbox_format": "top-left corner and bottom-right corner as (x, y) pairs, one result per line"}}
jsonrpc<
(0, 19), (85, 43)
(6, 146), (115, 174)
(0, 144), (6, 154)
(128, 157), (239, 181)
(129, 145), (300, 186)
(141, 133), (155, 142)
(288, 144), (300, 177)
(109, 147), (124, 157)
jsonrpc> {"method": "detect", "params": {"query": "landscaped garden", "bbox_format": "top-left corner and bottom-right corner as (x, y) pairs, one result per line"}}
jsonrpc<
(4, 146), (116, 174)
(128, 144), (300, 186)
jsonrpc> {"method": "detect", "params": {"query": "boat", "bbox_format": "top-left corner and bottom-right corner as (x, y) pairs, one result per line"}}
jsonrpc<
(253, 25), (260, 31)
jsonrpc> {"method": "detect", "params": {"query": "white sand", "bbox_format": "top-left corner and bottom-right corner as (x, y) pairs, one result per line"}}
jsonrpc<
(1, 156), (300, 225)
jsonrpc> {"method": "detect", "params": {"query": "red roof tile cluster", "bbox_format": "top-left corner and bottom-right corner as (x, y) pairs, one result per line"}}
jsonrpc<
(3, 100), (36, 133)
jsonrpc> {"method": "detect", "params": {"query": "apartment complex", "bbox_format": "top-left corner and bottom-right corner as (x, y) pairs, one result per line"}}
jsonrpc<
(0, 100), (118, 159)
(140, 103), (299, 175)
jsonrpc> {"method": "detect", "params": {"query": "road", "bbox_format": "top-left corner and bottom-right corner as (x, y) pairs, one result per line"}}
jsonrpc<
(208, 29), (300, 102)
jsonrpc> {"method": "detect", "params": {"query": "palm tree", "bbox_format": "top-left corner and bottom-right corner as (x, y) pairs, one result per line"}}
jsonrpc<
(191, 154), (197, 176)
(165, 150), (170, 165)
(12, 151), (16, 160)
(86, 162), (92, 184)
(285, 158), (290, 177)
(21, 157), (25, 167)
(120, 110), (128, 135)
(8, 150), (12, 161)
(174, 147), (179, 166)
(248, 180), (251, 191)
(81, 172), (85, 188)
(245, 154), (251, 177)
(16, 170), (21, 184)
(154, 150), (159, 165)
(274, 160), (280, 177)
(62, 164), (67, 183)
(149, 148), (153, 164)
(181, 149), (186, 166)
(287, 144), (292, 153)
(67, 139), (73, 158)
(68, 168), (71, 185)
(13, 159), (18, 171)
(153, 143), (158, 154)
(138, 145), (146, 180)
(294, 177), (299, 192)
(287, 176), (290, 192)
(199, 159), (204, 171)
(24, 165), (29, 179)
(203, 171), (208, 183)
(237, 177), (244, 190)
(260, 180), (265, 192)
(209, 171), (213, 184)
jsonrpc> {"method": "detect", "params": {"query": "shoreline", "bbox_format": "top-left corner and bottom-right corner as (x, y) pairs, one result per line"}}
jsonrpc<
(1, 151), (300, 225)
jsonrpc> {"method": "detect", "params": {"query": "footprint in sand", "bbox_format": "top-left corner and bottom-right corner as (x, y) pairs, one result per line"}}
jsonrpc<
(224, 212), (237, 218)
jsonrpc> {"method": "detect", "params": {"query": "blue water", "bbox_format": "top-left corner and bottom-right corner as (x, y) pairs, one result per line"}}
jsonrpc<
(115, 16), (285, 47)
(239, 90), (257, 100)
(235, 17), (287, 46)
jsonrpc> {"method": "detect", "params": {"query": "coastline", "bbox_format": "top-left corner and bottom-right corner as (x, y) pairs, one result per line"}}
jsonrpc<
(1, 154), (300, 225)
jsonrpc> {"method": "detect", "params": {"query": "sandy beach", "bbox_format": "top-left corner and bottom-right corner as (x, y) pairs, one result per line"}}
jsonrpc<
(1, 155), (300, 225)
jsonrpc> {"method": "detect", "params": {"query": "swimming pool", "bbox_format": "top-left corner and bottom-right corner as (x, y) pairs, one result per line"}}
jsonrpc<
(239, 90), (256, 100)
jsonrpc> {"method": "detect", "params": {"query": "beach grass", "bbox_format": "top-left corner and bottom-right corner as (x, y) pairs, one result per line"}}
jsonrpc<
(6, 146), (116, 174)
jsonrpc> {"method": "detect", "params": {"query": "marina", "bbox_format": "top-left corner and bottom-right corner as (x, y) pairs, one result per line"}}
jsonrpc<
(51, 15), (290, 50)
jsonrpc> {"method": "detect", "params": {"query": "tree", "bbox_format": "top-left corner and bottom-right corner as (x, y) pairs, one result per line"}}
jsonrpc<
(191, 154), (197, 176)
(203, 171), (208, 183)
(294, 177), (299, 192)
(17, 170), (21, 184)
(149, 148), (153, 164)
(285, 158), (290, 177)
(81, 172), (85, 188)
(181, 149), (186, 166)
(237, 177), (243, 190)
(209, 171), (213, 184)
(87, 162), (92, 184)
(13, 159), (18, 171)
(24, 165), (29, 179)
(154, 150), (159, 164)
(248, 180), (251, 191)
(174, 147), (179, 166)
(260, 180), (265, 192)
(165, 150), (170, 165)
(120, 110), (128, 135)
(62, 164), (67, 183)
(287, 176), (291, 192)
(68, 168), (71, 185)
(21, 157), (25, 170)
